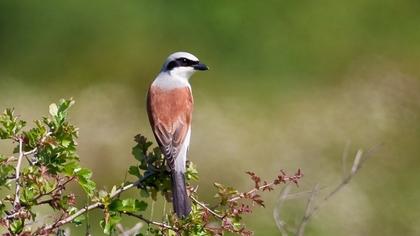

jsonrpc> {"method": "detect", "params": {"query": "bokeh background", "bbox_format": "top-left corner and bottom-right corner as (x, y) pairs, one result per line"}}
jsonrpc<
(1, 1), (420, 235)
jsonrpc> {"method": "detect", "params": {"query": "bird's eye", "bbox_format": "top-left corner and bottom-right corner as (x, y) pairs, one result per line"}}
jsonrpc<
(182, 58), (187, 63)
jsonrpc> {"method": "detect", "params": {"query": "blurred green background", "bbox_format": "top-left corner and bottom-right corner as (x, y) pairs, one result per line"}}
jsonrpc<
(1, 0), (420, 235)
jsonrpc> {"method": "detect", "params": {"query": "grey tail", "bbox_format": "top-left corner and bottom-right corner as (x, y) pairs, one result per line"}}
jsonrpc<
(171, 171), (191, 218)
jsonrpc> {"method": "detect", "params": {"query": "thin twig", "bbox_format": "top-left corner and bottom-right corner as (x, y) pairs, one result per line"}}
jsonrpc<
(228, 174), (302, 203)
(191, 195), (223, 219)
(33, 176), (76, 203)
(23, 147), (38, 156)
(296, 184), (320, 236)
(13, 138), (24, 208)
(24, 147), (38, 165)
(273, 184), (292, 236)
(124, 212), (177, 231)
(5, 210), (25, 220)
(36, 202), (102, 235)
(280, 187), (328, 200)
(293, 143), (381, 236)
(36, 178), (145, 234)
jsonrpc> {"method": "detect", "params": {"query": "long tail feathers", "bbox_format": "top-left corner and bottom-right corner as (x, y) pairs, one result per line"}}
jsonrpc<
(171, 171), (191, 218)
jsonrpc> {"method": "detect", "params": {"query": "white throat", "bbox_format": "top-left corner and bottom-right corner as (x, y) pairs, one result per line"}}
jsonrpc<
(152, 71), (192, 90)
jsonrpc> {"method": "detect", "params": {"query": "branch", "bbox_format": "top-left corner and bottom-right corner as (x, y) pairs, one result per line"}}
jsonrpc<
(35, 202), (102, 235)
(228, 171), (303, 203)
(24, 147), (38, 165)
(13, 137), (24, 208)
(191, 195), (223, 219)
(123, 212), (176, 231)
(296, 184), (320, 236)
(23, 148), (38, 156)
(273, 184), (292, 236)
(293, 143), (381, 236)
(33, 176), (76, 202)
(36, 178), (157, 234)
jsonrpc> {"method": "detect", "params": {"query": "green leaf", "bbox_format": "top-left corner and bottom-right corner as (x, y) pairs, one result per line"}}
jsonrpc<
(101, 214), (122, 235)
(121, 198), (147, 212)
(61, 137), (72, 148)
(186, 161), (199, 181)
(75, 168), (96, 196)
(10, 219), (24, 234)
(42, 180), (57, 193)
(0, 164), (14, 188)
(128, 166), (141, 178)
(63, 160), (80, 176)
(57, 98), (75, 114)
(72, 214), (85, 226)
(21, 187), (37, 205)
(109, 198), (147, 213)
(0, 201), (5, 217)
(132, 146), (146, 162)
(108, 199), (123, 212)
(0, 108), (26, 139)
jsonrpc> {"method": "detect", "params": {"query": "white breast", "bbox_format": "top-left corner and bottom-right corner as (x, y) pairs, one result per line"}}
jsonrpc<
(153, 72), (191, 90)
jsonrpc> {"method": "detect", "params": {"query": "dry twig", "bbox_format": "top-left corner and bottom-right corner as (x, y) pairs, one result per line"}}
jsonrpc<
(274, 143), (381, 236)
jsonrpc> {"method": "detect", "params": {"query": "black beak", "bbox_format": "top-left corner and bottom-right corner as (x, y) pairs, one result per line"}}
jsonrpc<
(193, 63), (209, 71)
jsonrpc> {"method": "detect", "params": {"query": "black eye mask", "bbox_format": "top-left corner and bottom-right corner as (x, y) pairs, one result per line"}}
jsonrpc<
(166, 57), (199, 70)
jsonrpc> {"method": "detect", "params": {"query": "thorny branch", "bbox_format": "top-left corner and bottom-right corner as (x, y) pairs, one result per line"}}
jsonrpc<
(37, 169), (303, 235)
(0, 101), (304, 235)
(228, 169), (303, 203)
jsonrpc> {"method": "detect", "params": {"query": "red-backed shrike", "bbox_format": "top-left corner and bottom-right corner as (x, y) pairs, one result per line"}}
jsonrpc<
(147, 52), (208, 218)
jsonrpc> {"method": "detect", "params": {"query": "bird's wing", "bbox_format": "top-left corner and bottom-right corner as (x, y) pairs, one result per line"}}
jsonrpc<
(147, 86), (193, 170)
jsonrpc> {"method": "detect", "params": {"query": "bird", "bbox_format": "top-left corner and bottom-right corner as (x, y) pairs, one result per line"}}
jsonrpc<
(146, 52), (208, 218)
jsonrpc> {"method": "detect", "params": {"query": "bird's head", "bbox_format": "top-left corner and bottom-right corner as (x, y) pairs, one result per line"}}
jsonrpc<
(161, 52), (208, 79)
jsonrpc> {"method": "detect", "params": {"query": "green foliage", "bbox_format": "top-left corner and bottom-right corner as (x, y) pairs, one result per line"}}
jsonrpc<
(10, 219), (24, 234)
(0, 99), (302, 235)
(74, 167), (96, 197)
(0, 108), (26, 139)
(0, 155), (14, 189)
(108, 198), (148, 213)
(127, 134), (302, 236)
(0, 99), (97, 235)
